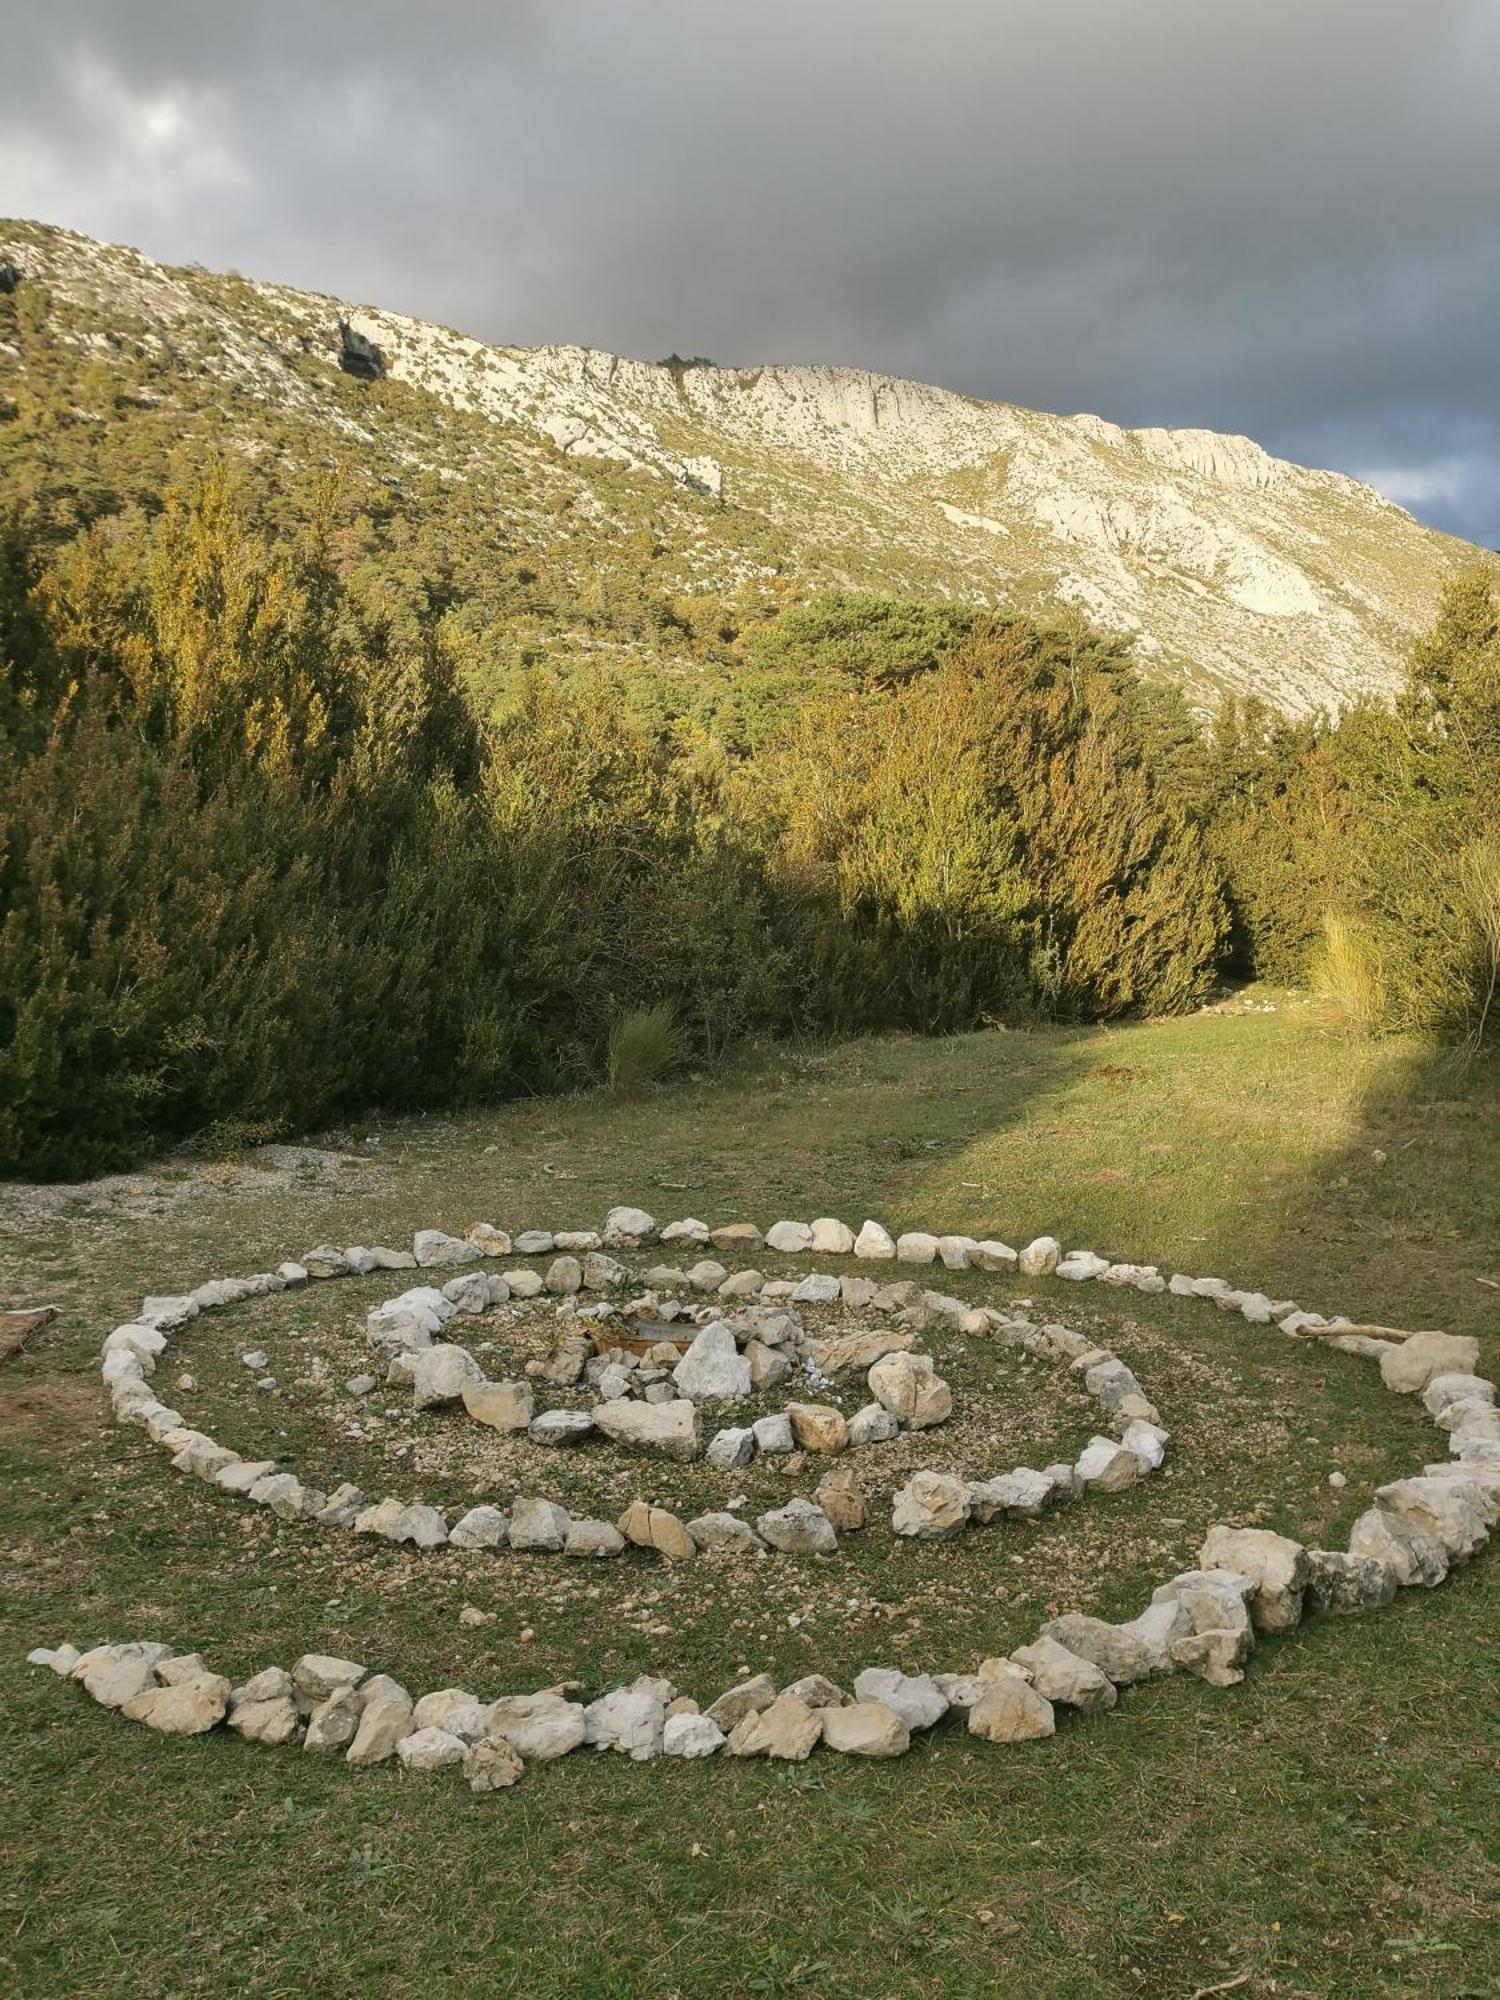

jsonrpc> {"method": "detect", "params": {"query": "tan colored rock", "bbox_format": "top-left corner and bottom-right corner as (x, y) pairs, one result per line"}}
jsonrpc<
(347, 1683), (415, 1765)
(711, 1222), (763, 1252)
(1200, 1525), (1308, 1631)
(1009, 1636), (1117, 1712)
(809, 1329), (916, 1376)
(781, 1674), (847, 1710)
(967, 1676), (1055, 1742)
(528, 1332), (591, 1386)
(746, 1340), (792, 1391)
(483, 1692), (587, 1761)
(726, 1694), (822, 1761)
(1171, 1628), (1252, 1687)
(464, 1737), (525, 1791)
(466, 1223), (512, 1256)
(121, 1672), (231, 1735)
(815, 1462), (869, 1531)
(868, 1352), (953, 1429)
(462, 1378), (534, 1433)
(820, 1700), (910, 1757)
(787, 1403), (849, 1454)
(79, 1652), (157, 1709)
(1349, 1506), (1449, 1587)
(228, 1696), (300, 1746)
(617, 1499), (696, 1559)
(891, 1470), (971, 1538)
(593, 1397), (701, 1462)
(705, 1674), (778, 1731)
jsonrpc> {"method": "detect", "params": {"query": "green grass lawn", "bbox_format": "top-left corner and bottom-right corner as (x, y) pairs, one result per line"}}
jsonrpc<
(2, 997), (1497, 2000)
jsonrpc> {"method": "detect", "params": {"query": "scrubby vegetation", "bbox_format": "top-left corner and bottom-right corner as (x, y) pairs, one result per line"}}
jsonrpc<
(1209, 571), (1500, 1045)
(1, 454), (1497, 1179)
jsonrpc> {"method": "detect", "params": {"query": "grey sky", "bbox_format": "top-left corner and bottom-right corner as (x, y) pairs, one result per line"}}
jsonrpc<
(6, 0), (1499, 545)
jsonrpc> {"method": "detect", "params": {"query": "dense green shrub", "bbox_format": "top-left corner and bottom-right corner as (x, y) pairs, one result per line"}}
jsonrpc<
(1333, 571), (1500, 1043)
(1198, 571), (1500, 1043)
(761, 620), (1226, 1027)
(15, 472), (1490, 1177)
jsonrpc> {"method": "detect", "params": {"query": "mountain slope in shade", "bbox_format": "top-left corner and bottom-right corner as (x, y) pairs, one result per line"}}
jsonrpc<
(2, 218), (1487, 716)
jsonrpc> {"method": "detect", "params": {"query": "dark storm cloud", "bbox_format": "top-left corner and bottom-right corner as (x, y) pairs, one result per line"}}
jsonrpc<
(6, 0), (1499, 543)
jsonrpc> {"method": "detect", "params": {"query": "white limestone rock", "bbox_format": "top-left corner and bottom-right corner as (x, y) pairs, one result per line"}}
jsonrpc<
(1379, 1331), (1480, 1394)
(663, 1711), (726, 1758)
(757, 1496), (838, 1555)
(967, 1467), (1056, 1521)
(449, 1505), (511, 1549)
(584, 1680), (668, 1760)
(1009, 1636), (1116, 1712)
(752, 1412), (795, 1455)
(396, 1726), (468, 1773)
(686, 1511), (767, 1556)
(593, 1396), (701, 1461)
(852, 1667), (948, 1730)
(1374, 1475), (1495, 1559)
(766, 1220), (813, 1254)
(672, 1323), (752, 1401)
(854, 1220), (896, 1260)
(410, 1343), (487, 1409)
(1056, 1250), (1110, 1281)
(413, 1230), (483, 1270)
(529, 1408), (596, 1446)
(1074, 1436), (1145, 1492)
(847, 1402), (900, 1445)
(896, 1232), (939, 1265)
(602, 1206), (659, 1249)
(661, 1218), (711, 1248)
(508, 1497), (571, 1552)
(391, 1503), (449, 1548)
(706, 1425), (756, 1469)
(484, 1692), (587, 1761)
(1017, 1236), (1062, 1277)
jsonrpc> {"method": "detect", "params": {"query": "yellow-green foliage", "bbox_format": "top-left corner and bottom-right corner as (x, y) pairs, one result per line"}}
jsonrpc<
(1314, 914), (1386, 1034)
(764, 620), (1226, 1026)
(1202, 570), (1500, 1044)
(1338, 570), (1500, 1040)
(607, 1006), (680, 1092)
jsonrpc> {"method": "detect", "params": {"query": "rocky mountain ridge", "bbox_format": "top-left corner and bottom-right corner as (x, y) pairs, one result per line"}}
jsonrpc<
(2, 218), (1486, 716)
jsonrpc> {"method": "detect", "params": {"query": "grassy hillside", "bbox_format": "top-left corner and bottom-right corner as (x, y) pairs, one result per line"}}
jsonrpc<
(4, 1001), (1496, 1999)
